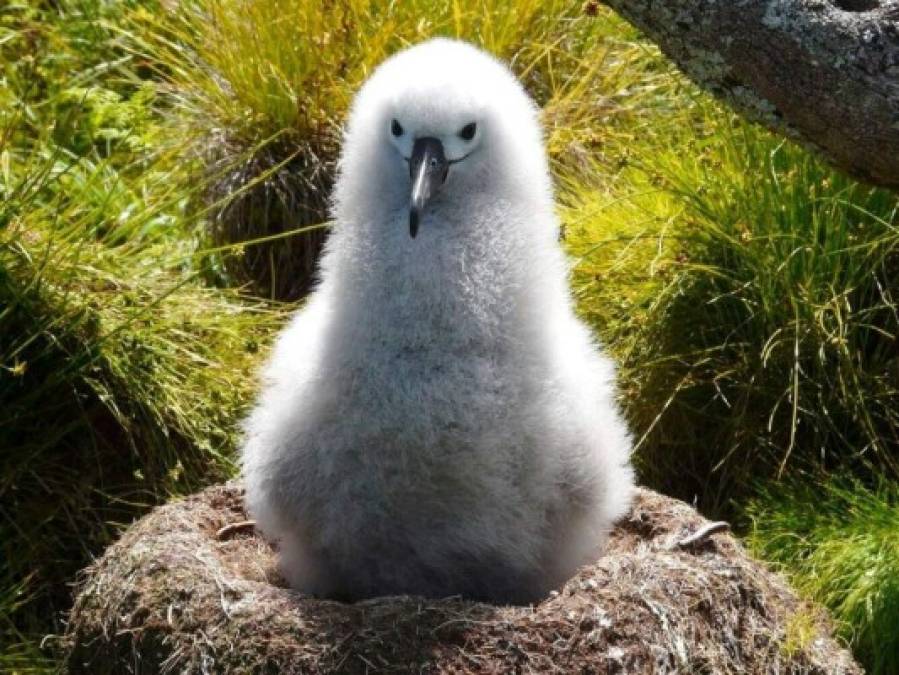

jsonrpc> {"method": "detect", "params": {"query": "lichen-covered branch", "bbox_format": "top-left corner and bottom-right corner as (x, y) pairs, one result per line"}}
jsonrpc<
(600, 0), (899, 190)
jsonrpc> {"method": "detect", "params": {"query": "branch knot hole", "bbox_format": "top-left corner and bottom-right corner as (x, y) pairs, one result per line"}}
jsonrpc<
(832, 0), (880, 11)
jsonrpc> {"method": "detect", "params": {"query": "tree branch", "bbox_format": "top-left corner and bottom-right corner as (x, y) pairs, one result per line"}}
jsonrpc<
(600, 0), (899, 189)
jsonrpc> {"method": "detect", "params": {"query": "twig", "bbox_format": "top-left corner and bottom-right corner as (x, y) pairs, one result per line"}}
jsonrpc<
(676, 521), (730, 549)
(216, 520), (256, 540)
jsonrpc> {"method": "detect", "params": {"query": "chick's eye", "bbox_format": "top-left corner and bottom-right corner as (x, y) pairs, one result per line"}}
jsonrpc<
(459, 122), (477, 141)
(391, 119), (404, 137)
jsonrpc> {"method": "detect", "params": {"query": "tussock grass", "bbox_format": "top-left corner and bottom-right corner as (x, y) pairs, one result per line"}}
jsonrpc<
(0, 579), (50, 673)
(1, 2), (283, 661)
(128, 1), (656, 299)
(564, 96), (899, 516)
(138, 0), (625, 147)
(747, 478), (899, 675)
(0, 125), (280, 657)
(561, 76), (899, 675)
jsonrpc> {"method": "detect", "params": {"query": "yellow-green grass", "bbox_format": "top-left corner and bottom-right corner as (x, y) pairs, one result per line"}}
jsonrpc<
(124, 2), (672, 299)
(747, 478), (899, 675)
(2, 2), (284, 662)
(134, 0), (648, 150)
(563, 79), (899, 516)
(0, 125), (283, 662)
(561, 71), (899, 675)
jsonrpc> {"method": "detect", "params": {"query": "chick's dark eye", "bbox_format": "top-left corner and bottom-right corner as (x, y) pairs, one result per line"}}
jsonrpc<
(459, 122), (477, 141)
(391, 119), (403, 137)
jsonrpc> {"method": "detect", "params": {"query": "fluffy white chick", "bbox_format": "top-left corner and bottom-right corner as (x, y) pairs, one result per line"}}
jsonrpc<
(241, 38), (634, 604)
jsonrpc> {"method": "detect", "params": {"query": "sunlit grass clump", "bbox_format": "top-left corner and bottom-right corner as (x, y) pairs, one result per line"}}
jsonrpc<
(143, 0), (632, 150)
(746, 478), (899, 675)
(1, 3), (282, 655)
(132, 1), (663, 299)
(0, 132), (280, 659)
(564, 96), (899, 515)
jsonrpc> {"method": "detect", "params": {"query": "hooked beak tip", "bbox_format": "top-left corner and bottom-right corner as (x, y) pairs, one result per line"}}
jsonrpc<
(407, 137), (447, 240)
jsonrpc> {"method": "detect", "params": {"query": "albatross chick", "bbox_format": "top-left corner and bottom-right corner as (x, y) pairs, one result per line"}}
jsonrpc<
(241, 39), (634, 604)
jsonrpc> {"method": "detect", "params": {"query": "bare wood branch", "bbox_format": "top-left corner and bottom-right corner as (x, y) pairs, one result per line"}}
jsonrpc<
(676, 521), (731, 549)
(216, 520), (256, 540)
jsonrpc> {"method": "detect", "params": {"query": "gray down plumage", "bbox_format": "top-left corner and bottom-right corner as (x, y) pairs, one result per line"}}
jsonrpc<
(241, 39), (634, 604)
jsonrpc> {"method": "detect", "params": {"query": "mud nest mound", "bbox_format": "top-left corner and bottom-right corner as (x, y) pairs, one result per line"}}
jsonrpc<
(62, 484), (859, 674)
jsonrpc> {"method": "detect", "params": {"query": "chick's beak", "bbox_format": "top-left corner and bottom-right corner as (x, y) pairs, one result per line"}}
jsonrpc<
(409, 137), (448, 238)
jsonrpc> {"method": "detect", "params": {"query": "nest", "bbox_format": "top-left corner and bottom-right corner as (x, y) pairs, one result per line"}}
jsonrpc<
(62, 484), (859, 674)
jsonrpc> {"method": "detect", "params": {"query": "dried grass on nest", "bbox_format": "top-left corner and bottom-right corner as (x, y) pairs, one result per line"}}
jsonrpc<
(62, 484), (860, 674)
(204, 131), (337, 301)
